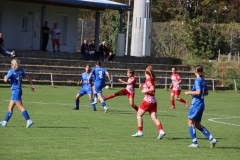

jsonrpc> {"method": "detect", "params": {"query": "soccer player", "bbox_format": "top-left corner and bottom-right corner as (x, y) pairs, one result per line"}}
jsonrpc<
(73, 64), (96, 111)
(169, 67), (188, 109)
(105, 68), (138, 111)
(184, 65), (217, 148)
(132, 67), (165, 139)
(0, 58), (35, 128)
(87, 60), (112, 113)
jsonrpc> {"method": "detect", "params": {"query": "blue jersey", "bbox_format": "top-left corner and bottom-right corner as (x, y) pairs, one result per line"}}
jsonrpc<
(90, 66), (108, 86)
(6, 68), (26, 90)
(81, 72), (94, 88)
(191, 77), (208, 110)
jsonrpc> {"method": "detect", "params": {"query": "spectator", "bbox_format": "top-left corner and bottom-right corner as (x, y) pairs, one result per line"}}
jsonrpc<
(50, 23), (61, 52)
(98, 41), (108, 61)
(41, 21), (50, 51)
(89, 40), (96, 60)
(81, 39), (89, 61)
(105, 44), (114, 61)
(0, 33), (15, 57)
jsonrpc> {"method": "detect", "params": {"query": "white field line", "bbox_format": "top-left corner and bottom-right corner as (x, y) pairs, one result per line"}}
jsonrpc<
(208, 116), (240, 127)
(1, 100), (240, 127)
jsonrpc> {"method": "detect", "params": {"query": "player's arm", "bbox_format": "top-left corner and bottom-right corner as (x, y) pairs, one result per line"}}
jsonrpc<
(169, 83), (173, 89)
(177, 78), (182, 84)
(142, 85), (154, 94)
(184, 90), (200, 96)
(77, 80), (82, 85)
(106, 72), (112, 83)
(118, 78), (132, 85)
(4, 75), (8, 82)
(25, 75), (36, 92)
(87, 73), (93, 83)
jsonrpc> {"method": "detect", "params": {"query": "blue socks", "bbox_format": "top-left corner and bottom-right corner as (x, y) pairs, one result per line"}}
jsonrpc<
(198, 125), (214, 141)
(75, 99), (79, 109)
(4, 111), (12, 122)
(94, 93), (97, 100)
(90, 99), (96, 110)
(189, 126), (198, 144)
(101, 102), (106, 108)
(22, 110), (30, 121)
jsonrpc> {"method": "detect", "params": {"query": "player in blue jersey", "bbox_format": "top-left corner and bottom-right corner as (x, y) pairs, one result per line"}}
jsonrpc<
(87, 60), (112, 113)
(0, 59), (36, 128)
(73, 64), (96, 111)
(184, 65), (217, 148)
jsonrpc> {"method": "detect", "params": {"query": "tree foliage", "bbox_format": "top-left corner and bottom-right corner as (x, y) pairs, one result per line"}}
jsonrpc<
(152, 0), (240, 59)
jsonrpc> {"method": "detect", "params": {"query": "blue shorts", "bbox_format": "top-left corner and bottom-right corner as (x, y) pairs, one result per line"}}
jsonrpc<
(188, 105), (204, 122)
(78, 87), (92, 96)
(94, 83), (105, 93)
(11, 89), (22, 102)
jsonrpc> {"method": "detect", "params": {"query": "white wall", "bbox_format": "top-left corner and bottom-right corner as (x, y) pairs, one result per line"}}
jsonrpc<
(0, 0), (78, 53)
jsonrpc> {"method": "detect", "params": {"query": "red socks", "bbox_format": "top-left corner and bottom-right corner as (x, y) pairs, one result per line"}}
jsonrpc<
(105, 93), (115, 100)
(132, 104), (138, 111)
(178, 98), (186, 103)
(157, 124), (163, 130)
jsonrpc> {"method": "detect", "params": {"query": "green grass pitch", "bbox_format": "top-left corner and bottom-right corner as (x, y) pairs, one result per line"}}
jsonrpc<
(0, 84), (239, 160)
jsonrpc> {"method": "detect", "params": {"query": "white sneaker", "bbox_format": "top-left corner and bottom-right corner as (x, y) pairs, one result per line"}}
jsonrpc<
(188, 143), (199, 148)
(92, 97), (98, 104)
(11, 51), (15, 57)
(157, 131), (165, 140)
(0, 121), (7, 127)
(132, 131), (143, 137)
(104, 107), (108, 113)
(210, 139), (217, 148)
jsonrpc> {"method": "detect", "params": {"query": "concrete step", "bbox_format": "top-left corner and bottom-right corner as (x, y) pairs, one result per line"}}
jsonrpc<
(10, 50), (183, 65)
(0, 58), (191, 71)
(0, 64), (193, 77)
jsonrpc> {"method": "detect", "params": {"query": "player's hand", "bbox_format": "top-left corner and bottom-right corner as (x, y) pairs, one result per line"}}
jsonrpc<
(184, 92), (189, 96)
(31, 86), (36, 92)
(109, 80), (113, 84)
(141, 89), (147, 94)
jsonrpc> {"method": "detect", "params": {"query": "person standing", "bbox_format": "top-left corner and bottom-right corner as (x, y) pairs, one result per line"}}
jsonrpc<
(132, 67), (165, 139)
(0, 33), (15, 57)
(105, 68), (138, 111)
(50, 23), (61, 52)
(0, 58), (36, 128)
(73, 65), (96, 111)
(42, 21), (50, 51)
(98, 41), (108, 61)
(87, 60), (112, 113)
(89, 40), (96, 60)
(184, 65), (217, 148)
(81, 39), (89, 61)
(169, 67), (188, 109)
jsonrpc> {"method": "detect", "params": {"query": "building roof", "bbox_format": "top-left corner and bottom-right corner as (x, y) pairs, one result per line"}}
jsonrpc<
(12, 0), (131, 10)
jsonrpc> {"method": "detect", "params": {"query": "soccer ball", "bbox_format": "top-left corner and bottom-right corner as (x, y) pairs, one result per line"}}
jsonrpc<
(105, 85), (109, 89)
(98, 95), (105, 102)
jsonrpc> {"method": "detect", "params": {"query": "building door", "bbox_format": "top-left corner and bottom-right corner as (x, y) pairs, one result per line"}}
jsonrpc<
(32, 13), (41, 50)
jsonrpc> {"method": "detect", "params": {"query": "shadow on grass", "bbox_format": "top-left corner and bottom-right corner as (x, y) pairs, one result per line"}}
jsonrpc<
(217, 146), (240, 149)
(109, 110), (134, 115)
(37, 126), (88, 129)
(0, 86), (10, 88)
(168, 137), (224, 140)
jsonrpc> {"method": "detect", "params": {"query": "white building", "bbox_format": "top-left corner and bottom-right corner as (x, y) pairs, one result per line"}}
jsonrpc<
(0, 0), (130, 53)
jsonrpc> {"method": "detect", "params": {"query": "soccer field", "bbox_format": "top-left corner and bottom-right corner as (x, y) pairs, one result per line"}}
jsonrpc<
(0, 85), (239, 160)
